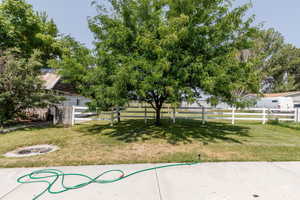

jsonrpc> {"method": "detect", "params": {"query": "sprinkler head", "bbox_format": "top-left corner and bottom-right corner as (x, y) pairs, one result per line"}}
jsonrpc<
(198, 154), (201, 160)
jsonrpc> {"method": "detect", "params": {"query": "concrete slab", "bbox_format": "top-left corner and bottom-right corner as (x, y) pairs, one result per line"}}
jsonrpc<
(2, 162), (300, 200)
(272, 162), (300, 176)
(0, 164), (160, 200)
(0, 167), (44, 199)
(156, 162), (300, 200)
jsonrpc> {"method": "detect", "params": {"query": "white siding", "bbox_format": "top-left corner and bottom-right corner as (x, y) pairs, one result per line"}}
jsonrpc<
(290, 95), (300, 104)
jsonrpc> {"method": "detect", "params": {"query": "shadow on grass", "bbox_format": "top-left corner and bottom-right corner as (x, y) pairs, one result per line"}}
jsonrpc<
(78, 119), (250, 144)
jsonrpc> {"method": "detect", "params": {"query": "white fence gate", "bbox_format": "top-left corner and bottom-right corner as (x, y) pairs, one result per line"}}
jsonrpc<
(72, 106), (120, 125)
(72, 106), (300, 125)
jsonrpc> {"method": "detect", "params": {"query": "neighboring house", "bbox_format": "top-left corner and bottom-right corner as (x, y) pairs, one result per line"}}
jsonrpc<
(263, 92), (300, 108)
(246, 91), (300, 108)
(182, 90), (300, 109)
(40, 71), (91, 107)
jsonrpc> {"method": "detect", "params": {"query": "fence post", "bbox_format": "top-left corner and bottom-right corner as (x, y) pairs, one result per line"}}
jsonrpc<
(117, 106), (120, 123)
(52, 107), (57, 125)
(262, 108), (266, 125)
(202, 107), (205, 124)
(231, 107), (235, 125)
(144, 107), (147, 124)
(296, 108), (300, 123)
(172, 107), (176, 124)
(71, 106), (75, 126)
(111, 108), (114, 127)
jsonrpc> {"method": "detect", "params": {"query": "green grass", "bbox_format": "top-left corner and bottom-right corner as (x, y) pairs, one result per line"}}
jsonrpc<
(1, 119), (300, 168)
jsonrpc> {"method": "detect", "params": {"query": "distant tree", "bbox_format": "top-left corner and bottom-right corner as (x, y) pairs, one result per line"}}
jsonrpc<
(252, 28), (285, 91)
(0, 50), (60, 127)
(266, 45), (300, 92)
(254, 28), (300, 92)
(255, 29), (284, 59)
(49, 36), (94, 93)
(0, 0), (62, 64)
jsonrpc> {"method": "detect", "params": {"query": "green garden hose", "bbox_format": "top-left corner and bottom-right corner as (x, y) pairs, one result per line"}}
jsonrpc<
(17, 162), (198, 200)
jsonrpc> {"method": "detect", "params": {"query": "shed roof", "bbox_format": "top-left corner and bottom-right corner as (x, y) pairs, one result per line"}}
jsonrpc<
(40, 72), (61, 90)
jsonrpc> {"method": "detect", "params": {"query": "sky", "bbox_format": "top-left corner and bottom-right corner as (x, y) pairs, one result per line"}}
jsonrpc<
(26, 0), (300, 48)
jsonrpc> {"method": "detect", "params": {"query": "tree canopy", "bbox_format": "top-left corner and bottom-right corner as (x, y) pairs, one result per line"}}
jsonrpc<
(1, 0), (299, 127)
(266, 45), (300, 92)
(254, 28), (300, 92)
(49, 36), (94, 93)
(83, 0), (261, 124)
(0, 0), (65, 125)
(0, 50), (60, 126)
(0, 0), (62, 64)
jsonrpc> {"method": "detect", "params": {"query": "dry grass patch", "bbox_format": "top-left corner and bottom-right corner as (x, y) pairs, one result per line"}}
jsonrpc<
(1, 119), (300, 168)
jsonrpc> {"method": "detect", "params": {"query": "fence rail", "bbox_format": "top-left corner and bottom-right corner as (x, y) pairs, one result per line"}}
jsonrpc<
(72, 106), (300, 125)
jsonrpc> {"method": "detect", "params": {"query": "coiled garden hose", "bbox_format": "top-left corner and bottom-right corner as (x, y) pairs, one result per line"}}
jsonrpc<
(17, 162), (198, 200)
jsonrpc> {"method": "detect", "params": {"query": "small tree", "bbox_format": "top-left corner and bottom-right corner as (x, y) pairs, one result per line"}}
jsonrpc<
(86, 0), (261, 125)
(49, 36), (94, 93)
(0, 50), (60, 127)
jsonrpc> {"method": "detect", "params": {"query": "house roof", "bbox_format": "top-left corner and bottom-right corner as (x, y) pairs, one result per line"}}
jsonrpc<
(53, 80), (79, 96)
(263, 91), (300, 97)
(247, 91), (300, 98)
(40, 72), (61, 90)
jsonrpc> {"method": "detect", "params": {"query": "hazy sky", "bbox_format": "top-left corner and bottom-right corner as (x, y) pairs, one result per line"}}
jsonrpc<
(26, 0), (300, 48)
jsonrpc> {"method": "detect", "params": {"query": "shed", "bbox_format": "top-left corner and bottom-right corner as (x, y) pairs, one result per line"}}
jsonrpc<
(40, 71), (91, 107)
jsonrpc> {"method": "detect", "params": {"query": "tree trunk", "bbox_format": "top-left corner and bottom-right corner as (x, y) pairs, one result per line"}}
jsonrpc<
(155, 107), (161, 125)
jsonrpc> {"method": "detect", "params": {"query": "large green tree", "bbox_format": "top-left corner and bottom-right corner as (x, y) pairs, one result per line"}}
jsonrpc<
(0, 0), (62, 64)
(0, 50), (60, 127)
(86, 0), (260, 124)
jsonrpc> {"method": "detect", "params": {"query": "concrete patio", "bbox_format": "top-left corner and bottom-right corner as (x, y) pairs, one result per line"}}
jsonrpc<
(1, 162), (300, 200)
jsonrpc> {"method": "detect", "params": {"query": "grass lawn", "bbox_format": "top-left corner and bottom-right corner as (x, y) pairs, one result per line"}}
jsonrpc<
(0, 119), (300, 168)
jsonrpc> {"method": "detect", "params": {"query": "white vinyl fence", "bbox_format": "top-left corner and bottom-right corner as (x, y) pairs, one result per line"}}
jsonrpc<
(71, 106), (120, 125)
(72, 106), (300, 125)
